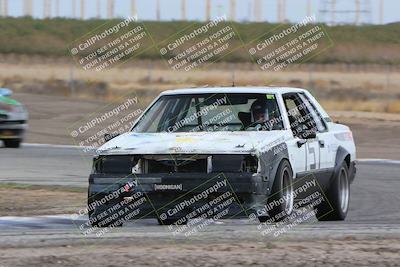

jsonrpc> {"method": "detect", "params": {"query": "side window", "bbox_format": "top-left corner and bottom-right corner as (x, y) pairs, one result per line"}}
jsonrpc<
(283, 93), (318, 138)
(283, 97), (302, 122)
(298, 93), (327, 132)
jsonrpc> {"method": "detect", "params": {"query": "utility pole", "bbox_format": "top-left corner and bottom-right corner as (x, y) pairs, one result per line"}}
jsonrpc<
(278, 0), (286, 22)
(0, 0), (8, 17)
(80, 0), (85, 20)
(107, 0), (114, 19)
(229, 0), (236, 21)
(44, 0), (52, 18)
(131, 0), (137, 17)
(206, 0), (211, 20)
(181, 0), (186, 20)
(330, 0), (336, 24)
(379, 0), (384, 24)
(55, 0), (60, 17)
(254, 0), (262, 22)
(355, 0), (360, 24)
(23, 0), (33, 17)
(156, 0), (160, 21)
(307, 0), (312, 17)
(96, 0), (101, 18)
(72, 0), (77, 18)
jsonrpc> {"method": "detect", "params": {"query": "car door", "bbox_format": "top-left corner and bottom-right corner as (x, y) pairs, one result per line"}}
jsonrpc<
(282, 94), (308, 174)
(297, 93), (334, 169)
(282, 93), (321, 173)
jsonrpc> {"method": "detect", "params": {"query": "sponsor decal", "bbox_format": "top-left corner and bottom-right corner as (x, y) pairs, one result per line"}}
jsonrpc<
(154, 184), (183, 191)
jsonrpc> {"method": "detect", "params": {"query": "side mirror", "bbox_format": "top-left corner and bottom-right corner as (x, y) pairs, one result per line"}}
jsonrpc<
(104, 133), (120, 142)
(297, 139), (307, 148)
(296, 131), (316, 147)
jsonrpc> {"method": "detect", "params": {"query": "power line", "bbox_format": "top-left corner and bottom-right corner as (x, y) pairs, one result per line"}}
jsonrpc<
(0, 0), (383, 24)
(319, 0), (372, 25)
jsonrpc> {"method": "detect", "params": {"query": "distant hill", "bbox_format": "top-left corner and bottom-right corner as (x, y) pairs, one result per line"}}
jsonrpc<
(0, 17), (399, 64)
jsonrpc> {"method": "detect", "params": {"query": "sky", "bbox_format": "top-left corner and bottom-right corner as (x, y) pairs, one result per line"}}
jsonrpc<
(3, 0), (399, 24)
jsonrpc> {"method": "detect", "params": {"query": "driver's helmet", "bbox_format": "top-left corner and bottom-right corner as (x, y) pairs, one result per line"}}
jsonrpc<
(251, 99), (268, 123)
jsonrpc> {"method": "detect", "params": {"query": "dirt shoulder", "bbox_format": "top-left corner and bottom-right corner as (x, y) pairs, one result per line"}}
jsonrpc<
(330, 112), (400, 160)
(11, 92), (400, 160)
(0, 184), (85, 216)
(0, 238), (399, 267)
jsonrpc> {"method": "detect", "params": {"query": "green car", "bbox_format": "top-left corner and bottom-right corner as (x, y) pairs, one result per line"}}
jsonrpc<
(0, 88), (28, 148)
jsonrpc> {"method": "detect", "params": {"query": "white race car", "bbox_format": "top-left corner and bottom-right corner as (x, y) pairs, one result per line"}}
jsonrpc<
(88, 87), (356, 226)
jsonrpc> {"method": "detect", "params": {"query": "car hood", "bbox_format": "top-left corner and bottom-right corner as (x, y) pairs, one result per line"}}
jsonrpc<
(0, 96), (21, 106)
(0, 96), (27, 119)
(97, 131), (289, 155)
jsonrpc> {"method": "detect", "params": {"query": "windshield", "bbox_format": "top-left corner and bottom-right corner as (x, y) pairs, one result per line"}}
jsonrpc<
(133, 93), (284, 133)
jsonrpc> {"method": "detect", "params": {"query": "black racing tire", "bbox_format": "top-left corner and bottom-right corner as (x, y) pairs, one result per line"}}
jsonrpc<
(157, 218), (187, 226)
(3, 139), (21, 148)
(315, 162), (350, 221)
(258, 159), (294, 223)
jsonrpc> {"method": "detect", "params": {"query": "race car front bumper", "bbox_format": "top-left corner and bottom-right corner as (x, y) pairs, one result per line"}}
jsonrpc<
(88, 172), (269, 221)
(0, 119), (27, 140)
(0, 109), (28, 140)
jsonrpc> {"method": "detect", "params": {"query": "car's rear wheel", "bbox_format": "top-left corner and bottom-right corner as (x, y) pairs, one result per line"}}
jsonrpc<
(258, 159), (294, 223)
(157, 217), (187, 226)
(3, 139), (21, 148)
(315, 162), (350, 221)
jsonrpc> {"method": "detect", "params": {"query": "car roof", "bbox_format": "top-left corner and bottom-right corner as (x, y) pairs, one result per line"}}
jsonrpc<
(161, 87), (307, 96)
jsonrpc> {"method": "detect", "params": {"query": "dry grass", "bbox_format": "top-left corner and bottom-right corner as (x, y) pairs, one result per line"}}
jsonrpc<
(320, 100), (400, 113)
(1, 59), (399, 113)
(0, 183), (85, 216)
(387, 101), (400, 113)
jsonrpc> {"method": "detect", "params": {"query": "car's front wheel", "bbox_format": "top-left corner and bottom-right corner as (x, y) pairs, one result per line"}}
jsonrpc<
(258, 159), (294, 223)
(315, 162), (350, 221)
(3, 139), (21, 148)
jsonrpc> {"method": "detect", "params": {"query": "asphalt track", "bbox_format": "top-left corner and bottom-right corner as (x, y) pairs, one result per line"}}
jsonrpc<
(0, 144), (400, 245)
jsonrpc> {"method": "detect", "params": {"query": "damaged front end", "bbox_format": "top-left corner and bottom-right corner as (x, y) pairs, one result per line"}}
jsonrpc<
(88, 153), (271, 221)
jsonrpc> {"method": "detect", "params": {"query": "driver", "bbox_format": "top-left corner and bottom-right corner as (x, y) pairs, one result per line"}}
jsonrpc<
(251, 99), (269, 124)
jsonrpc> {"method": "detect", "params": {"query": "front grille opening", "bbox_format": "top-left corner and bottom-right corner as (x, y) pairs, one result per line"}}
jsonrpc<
(242, 155), (258, 173)
(147, 158), (207, 173)
(93, 155), (137, 175)
(212, 155), (258, 173)
(93, 154), (258, 175)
